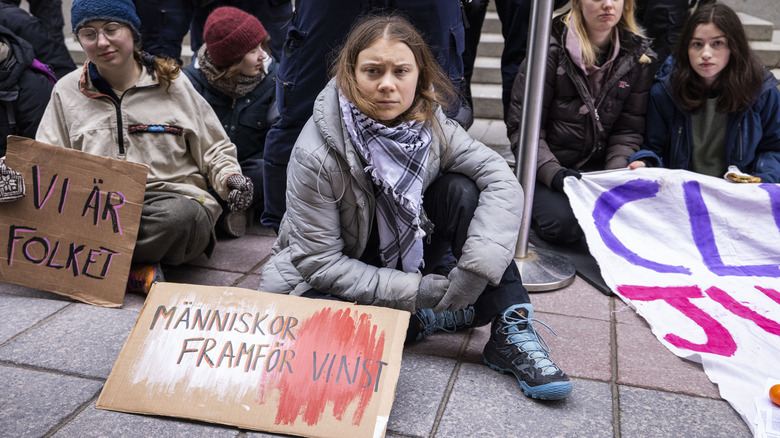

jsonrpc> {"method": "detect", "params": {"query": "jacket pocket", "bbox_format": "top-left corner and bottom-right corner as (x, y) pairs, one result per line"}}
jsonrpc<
(277, 26), (307, 109)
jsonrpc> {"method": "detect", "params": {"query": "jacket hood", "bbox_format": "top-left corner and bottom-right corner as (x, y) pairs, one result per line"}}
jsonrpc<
(0, 24), (34, 89)
(550, 14), (652, 58)
(313, 78), (350, 157)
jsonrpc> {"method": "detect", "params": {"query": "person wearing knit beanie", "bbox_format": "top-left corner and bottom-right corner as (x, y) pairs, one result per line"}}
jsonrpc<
(204, 6), (268, 69)
(183, 6), (275, 238)
(70, 0), (141, 40)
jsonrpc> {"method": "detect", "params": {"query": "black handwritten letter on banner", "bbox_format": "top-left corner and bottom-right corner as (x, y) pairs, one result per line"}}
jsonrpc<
(0, 136), (147, 307)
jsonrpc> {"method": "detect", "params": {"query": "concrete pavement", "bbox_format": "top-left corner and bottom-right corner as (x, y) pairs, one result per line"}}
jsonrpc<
(0, 207), (753, 437)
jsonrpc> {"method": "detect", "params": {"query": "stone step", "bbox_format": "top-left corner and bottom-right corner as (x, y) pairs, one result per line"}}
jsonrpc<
(751, 30), (780, 69)
(467, 118), (513, 163)
(472, 56), (502, 84)
(471, 82), (504, 120)
(475, 32), (505, 58)
(482, 11), (501, 34)
(739, 12), (775, 42)
(65, 37), (87, 66)
(469, 10), (780, 120)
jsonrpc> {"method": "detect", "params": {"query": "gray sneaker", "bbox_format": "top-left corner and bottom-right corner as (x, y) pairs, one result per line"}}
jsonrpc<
(414, 306), (476, 341)
(482, 303), (572, 400)
(220, 211), (247, 238)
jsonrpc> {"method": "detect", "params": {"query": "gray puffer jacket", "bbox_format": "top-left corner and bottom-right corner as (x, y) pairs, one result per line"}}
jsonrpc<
(259, 78), (524, 312)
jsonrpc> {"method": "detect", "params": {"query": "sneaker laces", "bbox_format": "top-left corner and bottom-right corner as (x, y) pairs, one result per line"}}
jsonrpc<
(437, 306), (475, 332)
(415, 306), (476, 338)
(499, 307), (560, 376)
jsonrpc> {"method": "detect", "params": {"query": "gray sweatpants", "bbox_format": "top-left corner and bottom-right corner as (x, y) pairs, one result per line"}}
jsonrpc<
(132, 192), (215, 265)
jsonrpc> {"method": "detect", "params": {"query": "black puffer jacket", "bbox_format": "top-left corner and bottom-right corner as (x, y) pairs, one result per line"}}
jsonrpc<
(507, 15), (654, 187)
(0, 1), (75, 79)
(0, 24), (54, 156)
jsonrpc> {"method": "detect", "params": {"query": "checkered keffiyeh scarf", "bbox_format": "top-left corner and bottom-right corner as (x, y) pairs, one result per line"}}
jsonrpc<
(339, 91), (432, 273)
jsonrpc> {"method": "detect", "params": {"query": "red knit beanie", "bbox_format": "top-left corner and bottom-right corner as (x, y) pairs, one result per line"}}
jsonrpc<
(204, 6), (267, 68)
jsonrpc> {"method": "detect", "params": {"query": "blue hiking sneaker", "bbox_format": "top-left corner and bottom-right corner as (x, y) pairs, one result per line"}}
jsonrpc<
(482, 303), (572, 400)
(414, 306), (476, 341)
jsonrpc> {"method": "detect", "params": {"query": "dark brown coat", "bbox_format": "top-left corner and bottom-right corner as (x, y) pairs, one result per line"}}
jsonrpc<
(507, 16), (654, 187)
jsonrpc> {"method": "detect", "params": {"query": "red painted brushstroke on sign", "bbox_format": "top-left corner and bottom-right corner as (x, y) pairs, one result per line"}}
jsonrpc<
(258, 307), (387, 427)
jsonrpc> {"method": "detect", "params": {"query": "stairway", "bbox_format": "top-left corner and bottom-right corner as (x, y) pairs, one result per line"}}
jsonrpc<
(57, 1), (780, 159)
(466, 4), (780, 163)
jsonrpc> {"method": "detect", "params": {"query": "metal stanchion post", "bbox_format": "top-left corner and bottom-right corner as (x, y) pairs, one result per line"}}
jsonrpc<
(513, 0), (575, 291)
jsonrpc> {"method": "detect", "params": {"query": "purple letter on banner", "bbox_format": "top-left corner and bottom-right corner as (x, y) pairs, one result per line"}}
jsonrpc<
(761, 183), (780, 232)
(592, 179), (690, 274)
(683, 181), (780, 277)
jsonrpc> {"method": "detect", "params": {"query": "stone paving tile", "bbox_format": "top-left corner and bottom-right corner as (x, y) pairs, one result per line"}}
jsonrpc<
(536, 311), (612, 382)
(464, 311), (612, 382)
(244, 432), (286, 438)
(0, 295), (69, 343)
(618, 385), (751, 437)
(244, 431), (287, 437)
(185, 234), (275, 272)
(436, 365), (613, 437)
(617, 323), (720, 398)
(530, 275), (612, 321)
(403, 329), (471, 360)
(53, 402), (240, 438)
(0, 366), (102, 438)
(387, 353), (455, 437)
(613, 297), (650, 327)
(0, 303), (138, 379)
(162, 265), (245, 288)
(237, 274), (263, 291)
(462, 324), (490, 364)
(0, 281), (75, 302)
(245, 223), (278, 238)
(119, 291), (148, 313)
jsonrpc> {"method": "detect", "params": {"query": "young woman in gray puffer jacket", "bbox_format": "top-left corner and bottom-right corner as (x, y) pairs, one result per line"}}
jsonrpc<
(260, 13), (574, 402)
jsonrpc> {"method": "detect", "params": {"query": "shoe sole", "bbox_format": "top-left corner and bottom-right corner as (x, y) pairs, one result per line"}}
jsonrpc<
(221, 212), (247, 238)
(482, 353), (573, 400)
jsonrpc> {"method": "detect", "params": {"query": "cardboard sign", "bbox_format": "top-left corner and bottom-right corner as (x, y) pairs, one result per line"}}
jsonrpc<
(0, 137), (147, 307)
(97, 283), (410, 438)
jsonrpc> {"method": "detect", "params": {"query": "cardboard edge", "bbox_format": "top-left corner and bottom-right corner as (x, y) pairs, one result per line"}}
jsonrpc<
(371, 310), (410, 438)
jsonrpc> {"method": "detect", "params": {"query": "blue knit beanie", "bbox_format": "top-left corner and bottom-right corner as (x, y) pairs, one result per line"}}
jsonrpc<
(71, 0), (141, 37)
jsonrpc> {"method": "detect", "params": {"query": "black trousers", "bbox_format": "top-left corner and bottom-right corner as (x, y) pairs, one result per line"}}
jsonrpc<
(531, 181), (584, 245)
(303, 173), (530, 329)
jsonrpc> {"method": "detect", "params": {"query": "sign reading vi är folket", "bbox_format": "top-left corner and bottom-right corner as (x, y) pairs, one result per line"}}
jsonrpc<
(0, 136), (147, 307)
(97, 283), (410, 438)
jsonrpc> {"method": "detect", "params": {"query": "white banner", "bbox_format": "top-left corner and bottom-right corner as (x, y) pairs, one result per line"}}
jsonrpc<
(565, 168), (780, 435)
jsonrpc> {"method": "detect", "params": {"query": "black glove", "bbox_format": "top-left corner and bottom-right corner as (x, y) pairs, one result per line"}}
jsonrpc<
(0, 157), (25, 202)
(550, 168), (582, 192)
(226, 174), (254, 212)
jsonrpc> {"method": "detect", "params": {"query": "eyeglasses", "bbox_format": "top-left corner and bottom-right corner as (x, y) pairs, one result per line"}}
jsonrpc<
(76, 22), (125, 44)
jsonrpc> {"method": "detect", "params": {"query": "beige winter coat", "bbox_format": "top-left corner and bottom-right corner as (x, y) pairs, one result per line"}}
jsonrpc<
(36, 61), (241, 226)
(259, 79), (524, 312)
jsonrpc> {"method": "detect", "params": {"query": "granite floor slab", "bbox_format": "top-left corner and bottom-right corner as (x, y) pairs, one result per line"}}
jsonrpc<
(0, 366), (103, 438)
(0, 303), (138, 379)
